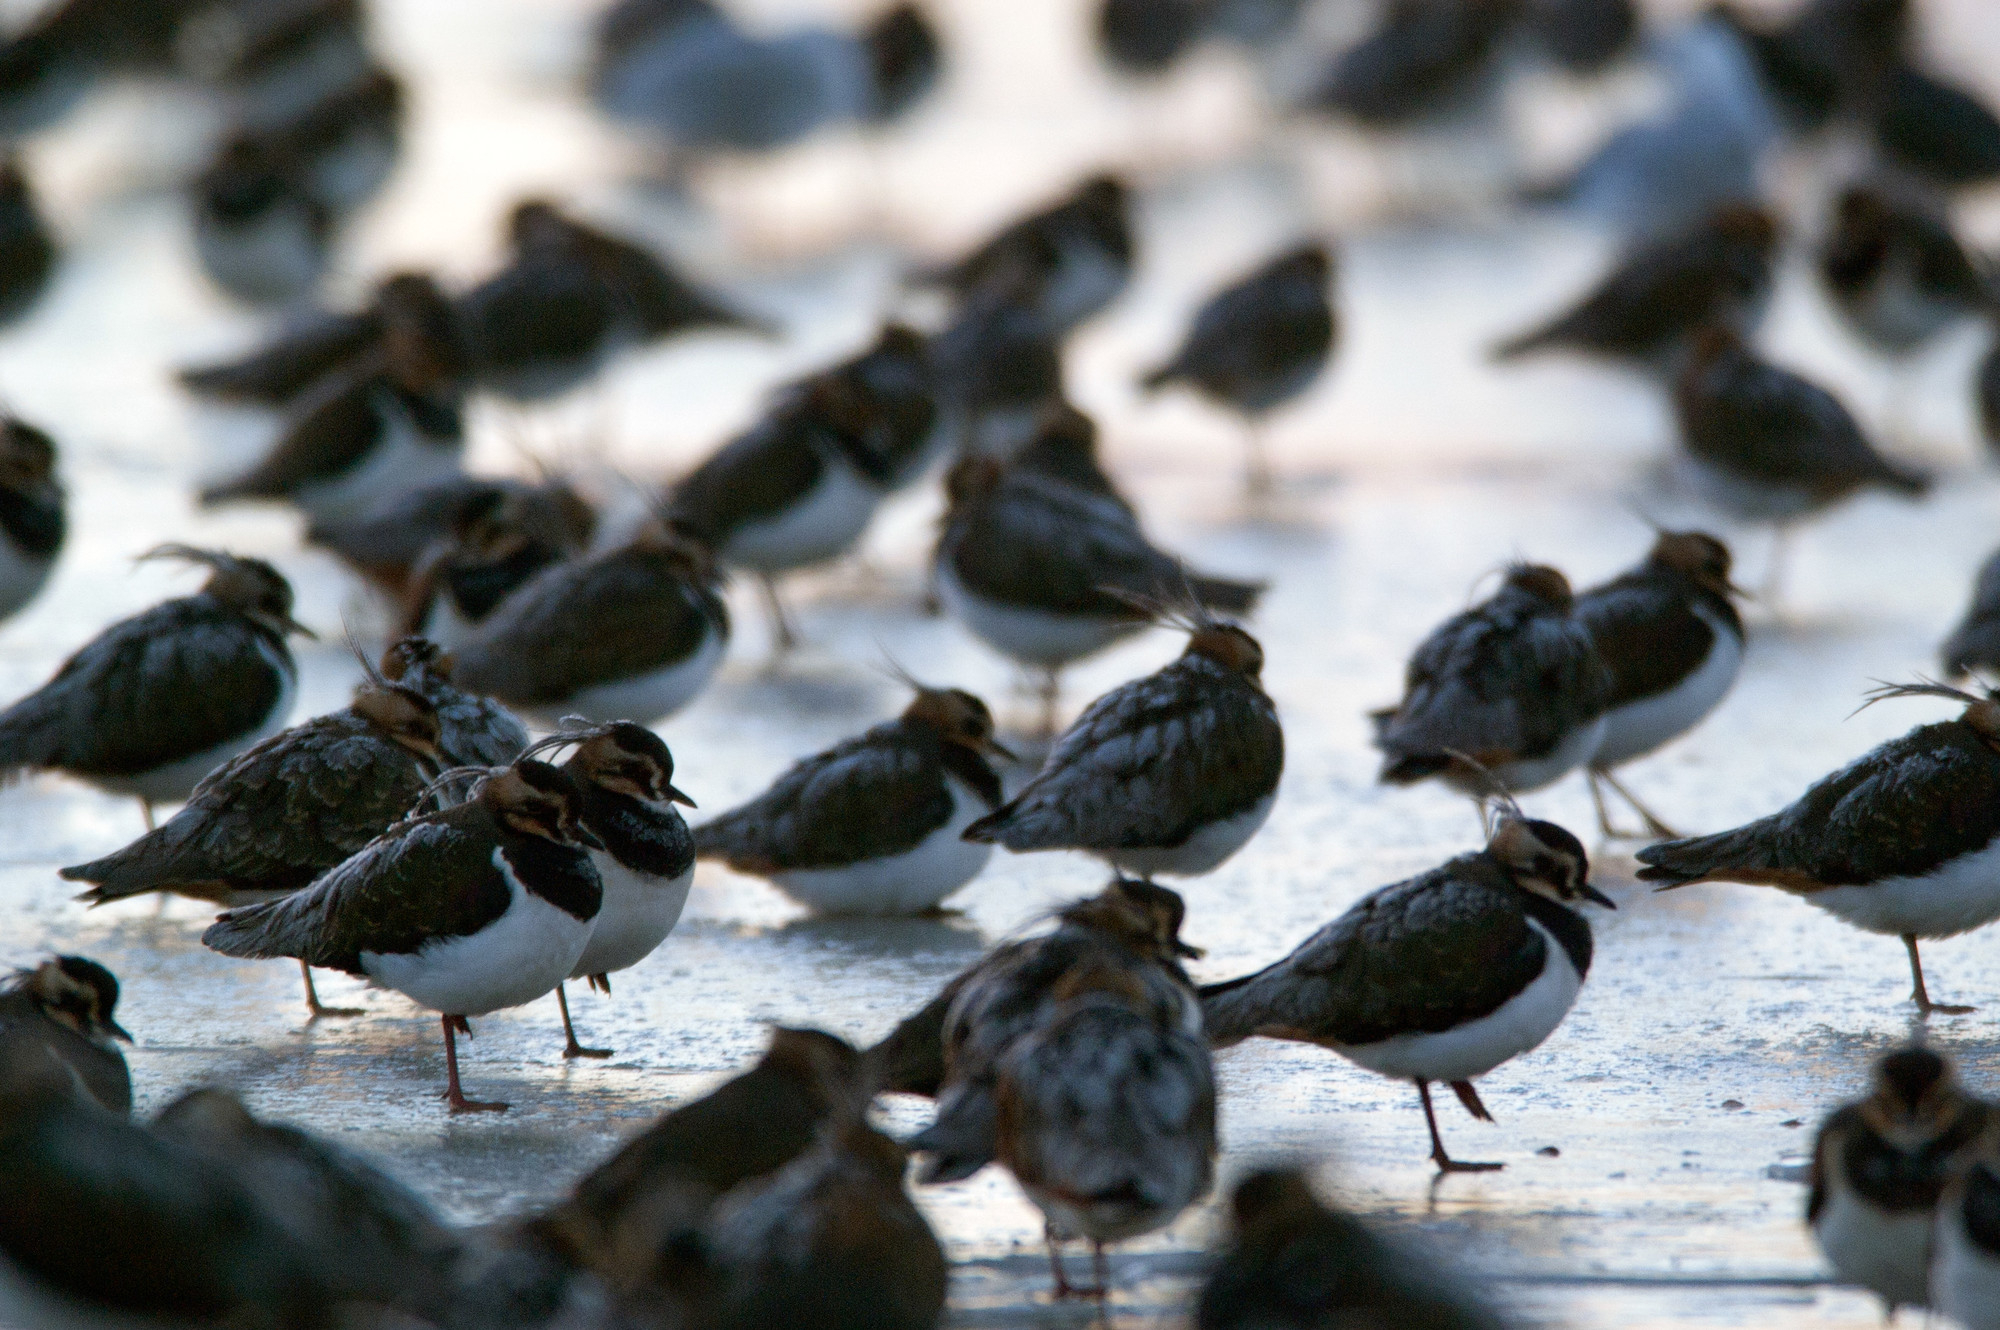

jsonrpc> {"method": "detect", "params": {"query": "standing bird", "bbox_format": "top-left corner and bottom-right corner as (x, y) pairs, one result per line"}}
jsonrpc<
(695, 683), (1009, 915)
(532, 722), (695, 1059)
(176, 269), (444, 407)
(668, 336), (937, 650)
(1373, 564), (1612, 799)
(0, 956), (131, 1114)
(934, 456), (1262, 732)
(0, 155), (55, 326)
(62, 677), (446, 1019)
(904, 877), (1203, 1183)
(396, 480), (602, 649)
(1941, 546), (2000, 681)
(0, 415), (63, 624)
(1196, 1168), (1512, 1329)
(1818, 182), (1990, 359)
(203, 761), (605, 1113)
(917, 175), (1133, 336)
(1491, 204), (1779, 370)
(198, 273), (469, 525)
(457, 199), (760, 402)
(965, 618), (1282, 878)
(1638, 681), (2000, 1015)
(190, 133), (331, 305)
(0, 546), (311, 828)
(1202, 809), (1610, 1172)
(1934, 1127), (2000, 1329)
(448, 523), (730, 726)
(703, 1118), (948, 1330)
(378, 634), (529, 768)
(1674, 326), (1929, 599)
(1806, 1045), (1991, 1315)
(991, 964), (1217, 1300)
(594, 2), (941, 164)
(926, 265), (1067, 461)
(1140, 243), (1336, 496)
(1574, 531), (1745, 839)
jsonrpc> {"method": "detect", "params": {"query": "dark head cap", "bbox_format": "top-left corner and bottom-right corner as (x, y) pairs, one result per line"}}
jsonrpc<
(350, 683), (443, 758)
(1650, 530), (1736, 596)
(1489, 817), (1612, 909)
(1274, 242), (1335, 284)
(566, 722), (690, 806)
(483, 760), (603, 850)
(1502, 563), (1573, 611)
(864, 4), (940, 121)
(1185, 623), (1264, 679)
(0, 417), (56, 488)
(1064, 876), (1203, 959)
(140, 545), (313, 640)
(1228, 1167), (1325, 1232)
(903, 685), (1012, 761)
(20, 956), (132, 1044)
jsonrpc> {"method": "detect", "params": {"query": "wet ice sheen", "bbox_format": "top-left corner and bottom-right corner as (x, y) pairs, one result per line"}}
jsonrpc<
(1, 0), (1998, 1325)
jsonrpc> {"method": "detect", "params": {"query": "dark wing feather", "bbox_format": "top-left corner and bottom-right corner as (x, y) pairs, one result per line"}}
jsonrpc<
(693, 722), (953, 870)
(176, 308), (382, 404)
(1202, 856), (1545, 1047)
(0, 599), (288, 779)
(666, 412), (828, 544)
(198, 358), (390, 504)
(968, 658), (1282, 851)
(1637, 721), (2000, 889)
(457, 256), (617, 378)
(449, 547), (723, 705)
(203, 809), (513, 972)
(1574, 570), (1729, 708)
(64, 717), (431, 903)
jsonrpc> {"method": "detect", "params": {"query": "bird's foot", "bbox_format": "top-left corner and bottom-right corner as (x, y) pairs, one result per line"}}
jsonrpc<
(1916, 998), (1977, 1016)
(307, 1003), (365, 1020)
(443, 1089), (508, 1114)
(563, 1039), (613, 1059)
(1432, 1153), (1505, 1174)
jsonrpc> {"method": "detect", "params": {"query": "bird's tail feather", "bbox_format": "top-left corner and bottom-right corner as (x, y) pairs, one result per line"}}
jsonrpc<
(1634, 824), (1768, 888)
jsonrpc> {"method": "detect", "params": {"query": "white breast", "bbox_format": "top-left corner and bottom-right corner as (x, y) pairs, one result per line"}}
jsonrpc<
(772, 773), (994, 915)
(1437, 716), (1606, 797)
(363, 848), (593, 1016)
(290, 391), (463, 526)
(1933, 1186), (2000, 1329)
(541, 622), (725, 726)
(1592, 602), (1743, 769)
(1806, 836), (2000, 940)
(1812, 1184), (1933, 1311)
(570, 856), (693, 979)
(719, 451), (881, 574)
(934, 557), (1140, 669)
(1105, 791), (1276, 879)
(1336, 920), (1585, 1084)
(89, 637), (296, 805)
(0, 530), (54, 622)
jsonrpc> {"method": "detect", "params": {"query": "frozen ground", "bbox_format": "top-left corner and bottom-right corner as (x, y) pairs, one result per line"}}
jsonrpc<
(2, 0), (2000, 1325)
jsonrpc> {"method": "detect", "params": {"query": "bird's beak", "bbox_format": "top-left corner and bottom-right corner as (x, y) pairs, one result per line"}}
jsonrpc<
(1581, 884), (1616, 909)
(665, 783), (697, 808)
(284, 615), (318, 640)
(982, 737), (1017, 762)
(105, 1020), (134, 1044)
(570, 824), (606, 851)
(1174, 940), (1206, 959)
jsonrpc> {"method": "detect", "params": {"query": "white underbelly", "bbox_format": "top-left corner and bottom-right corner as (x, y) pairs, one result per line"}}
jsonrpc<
(89, 645), (295, 804)
(0, 532), (54, 622)
(1437, 717), (1606, 797)
(195, 204), (322, 303)
(1106, 791), (1276, 879)
(1812, 1186), (1933, 1310)
(291, 408), (462, 526)
(772, 775), (994, 915)
(720, 454), (879, 573)
(537, 624), (725, 725)
(363, 852), (592, 1015)
(571, 858), (692, 978)
(934, 557), (1139, 669)
(1337, 922), (1584, 1083)
(1592, 609), (1742, 768)
(1806, 837), (2000, 939)
(1673, 454), (1825, 523)
(1933, 1191), (2000, 1329)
